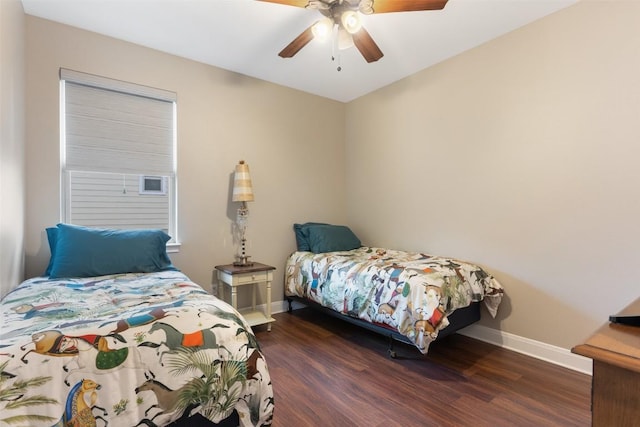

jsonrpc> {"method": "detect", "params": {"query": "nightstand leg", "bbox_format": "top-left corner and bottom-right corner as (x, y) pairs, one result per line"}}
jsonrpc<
(231, 286), (238, 310)
(252, 284), (256, 311)
(267, 278), (272, 332)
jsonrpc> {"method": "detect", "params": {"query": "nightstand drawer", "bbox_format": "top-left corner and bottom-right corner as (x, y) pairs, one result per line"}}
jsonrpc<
(235, 271), (270, 284)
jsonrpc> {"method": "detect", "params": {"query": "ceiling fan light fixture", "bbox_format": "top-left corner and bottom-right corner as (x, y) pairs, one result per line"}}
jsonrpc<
(312, 17), (334, 41)
(341, 10), (362, 34)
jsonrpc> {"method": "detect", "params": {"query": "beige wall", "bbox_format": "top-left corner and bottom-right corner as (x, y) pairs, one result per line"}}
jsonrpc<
(0, 0), (26, 298)
(24, 16), (346, 306)
(346, 0), (640, 350)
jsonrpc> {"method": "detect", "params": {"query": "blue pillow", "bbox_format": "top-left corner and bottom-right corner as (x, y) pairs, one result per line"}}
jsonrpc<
(48, 224), (176, 279)
(293, 222), (328, 251)
(305, 224), (362, 254)
(44, 226), (59, 276)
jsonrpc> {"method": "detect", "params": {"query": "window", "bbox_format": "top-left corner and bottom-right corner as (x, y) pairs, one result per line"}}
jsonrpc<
(60, 69), (178, 247)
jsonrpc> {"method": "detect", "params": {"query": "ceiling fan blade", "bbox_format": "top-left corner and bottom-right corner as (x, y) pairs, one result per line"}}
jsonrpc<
(279, 25), (315, 58)
(257, 0), (310, 7)
(364, 0), (448, 14)
(352, 27), (383, 63)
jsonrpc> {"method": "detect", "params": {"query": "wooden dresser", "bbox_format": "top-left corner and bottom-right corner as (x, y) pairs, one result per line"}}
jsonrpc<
(572, 297), (640, 426)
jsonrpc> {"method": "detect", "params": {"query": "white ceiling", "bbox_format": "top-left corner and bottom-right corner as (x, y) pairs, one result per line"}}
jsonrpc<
(21, 0), (578, 102)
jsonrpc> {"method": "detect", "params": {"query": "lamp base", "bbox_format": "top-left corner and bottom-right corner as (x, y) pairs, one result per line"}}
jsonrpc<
(233, 256), (254, 267)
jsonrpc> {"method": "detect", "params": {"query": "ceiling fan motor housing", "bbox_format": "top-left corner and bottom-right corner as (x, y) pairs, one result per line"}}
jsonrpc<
(317, 0), (362, 30)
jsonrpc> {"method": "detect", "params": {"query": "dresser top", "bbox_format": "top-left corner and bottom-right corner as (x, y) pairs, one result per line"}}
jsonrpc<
(572, 297), (640, 373)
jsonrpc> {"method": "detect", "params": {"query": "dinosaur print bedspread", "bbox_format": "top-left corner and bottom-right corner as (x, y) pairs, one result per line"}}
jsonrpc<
(285, 247), (504, 353)
(0, 271), (273, 426)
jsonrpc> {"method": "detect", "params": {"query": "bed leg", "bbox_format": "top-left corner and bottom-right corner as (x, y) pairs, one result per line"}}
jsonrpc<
(387, 336), (397, 359)
(287, 298), (293, 313)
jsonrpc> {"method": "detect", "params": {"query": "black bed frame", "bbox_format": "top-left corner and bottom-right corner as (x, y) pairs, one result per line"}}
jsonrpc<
(286, 295), (481, 358)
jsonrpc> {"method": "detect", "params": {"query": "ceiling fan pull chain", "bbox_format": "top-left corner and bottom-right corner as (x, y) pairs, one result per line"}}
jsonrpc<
(331, 24), (343, 71)
(331, 23), (338, 60)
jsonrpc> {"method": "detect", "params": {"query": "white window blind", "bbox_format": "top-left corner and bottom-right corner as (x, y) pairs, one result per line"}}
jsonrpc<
(60, 69), (178, 243)
(61, 68), (175, 175)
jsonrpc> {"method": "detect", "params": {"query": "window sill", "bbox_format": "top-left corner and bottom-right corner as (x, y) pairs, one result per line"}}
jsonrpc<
(167, 242), (181, 253)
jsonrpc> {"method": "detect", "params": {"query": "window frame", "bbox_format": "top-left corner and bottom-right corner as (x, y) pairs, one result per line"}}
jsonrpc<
(59, 69), (180, 251)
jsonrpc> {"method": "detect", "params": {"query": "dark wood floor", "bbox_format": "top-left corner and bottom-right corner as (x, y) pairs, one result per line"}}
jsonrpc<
(254, 308), (591, 427)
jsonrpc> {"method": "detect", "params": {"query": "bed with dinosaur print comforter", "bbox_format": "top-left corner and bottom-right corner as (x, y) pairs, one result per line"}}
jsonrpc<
(285, 247), (504, 354)
(0, 271), (273, 426)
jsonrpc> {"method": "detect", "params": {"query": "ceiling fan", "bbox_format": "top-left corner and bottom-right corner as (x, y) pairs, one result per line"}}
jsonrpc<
(258, 0), (449, 63)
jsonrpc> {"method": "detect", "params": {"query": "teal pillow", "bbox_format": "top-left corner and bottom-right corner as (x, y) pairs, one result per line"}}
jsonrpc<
(48, 224), (176, 279)
(293, 222), (328, 251)
(306, 224), (362, 254)
(44, 226), (59, 276)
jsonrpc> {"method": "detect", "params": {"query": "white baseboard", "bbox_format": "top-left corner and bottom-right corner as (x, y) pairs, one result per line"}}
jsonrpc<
(269, 299), (593, 375)
(455, 324), (592, 375)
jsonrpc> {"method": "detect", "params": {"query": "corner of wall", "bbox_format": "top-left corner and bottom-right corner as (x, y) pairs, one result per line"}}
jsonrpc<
(0, 0), (27, 297)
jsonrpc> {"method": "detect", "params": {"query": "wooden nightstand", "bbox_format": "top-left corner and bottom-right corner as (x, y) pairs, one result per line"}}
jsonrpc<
(214, 262), (276, 331)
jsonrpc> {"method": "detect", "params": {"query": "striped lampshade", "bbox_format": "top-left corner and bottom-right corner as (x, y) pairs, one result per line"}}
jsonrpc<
(232, 160), (254, 202)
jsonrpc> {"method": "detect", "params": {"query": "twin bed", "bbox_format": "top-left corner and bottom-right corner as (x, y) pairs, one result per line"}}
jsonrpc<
(0, 224), (273, 427)
(284, 223), (504, 356)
